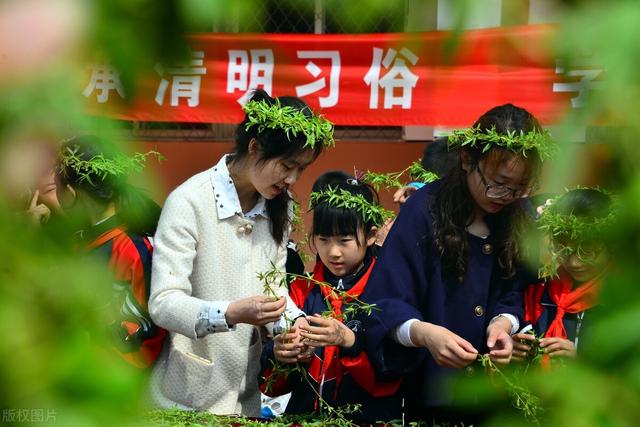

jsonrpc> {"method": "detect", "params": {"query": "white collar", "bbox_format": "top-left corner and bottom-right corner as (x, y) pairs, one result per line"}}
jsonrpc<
(209, 154), (267, 220)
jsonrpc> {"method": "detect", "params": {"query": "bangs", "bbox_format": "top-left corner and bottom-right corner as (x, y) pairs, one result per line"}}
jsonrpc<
(311, 202), (362, 239)
(483, 148), (540, 184)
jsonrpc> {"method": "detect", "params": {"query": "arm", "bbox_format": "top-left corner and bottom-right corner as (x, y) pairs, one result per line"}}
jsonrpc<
(486, 268), (533, 364)
(149, 189), (221, 338)
(149, 189), (285, 338)
(359, 191), (436, 375)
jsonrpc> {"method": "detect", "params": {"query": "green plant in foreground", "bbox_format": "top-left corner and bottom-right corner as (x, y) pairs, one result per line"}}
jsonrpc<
(477, 355), (543, 424)
(148, 404), (395, 427)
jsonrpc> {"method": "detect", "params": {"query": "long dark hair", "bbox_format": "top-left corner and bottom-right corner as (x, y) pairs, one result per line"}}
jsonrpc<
(310, 171), (379, 247)
(433, 104), (543, 282)
(234, 89), (325, 245)
(56, 136), (161, 235)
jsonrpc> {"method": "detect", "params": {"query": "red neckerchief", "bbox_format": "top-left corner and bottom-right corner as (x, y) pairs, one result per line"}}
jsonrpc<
(525, 269), (601, 369)
(307, 259), (375, 406)
(525, 269), (602, 338)
(86, 226), (127, 250)
(544, 269), (601, 340)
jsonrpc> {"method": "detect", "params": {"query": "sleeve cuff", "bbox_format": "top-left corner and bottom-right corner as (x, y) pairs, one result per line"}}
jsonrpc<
(269, 295), (306, 336)
(491, 313), (519, 335)
(195, 301), (235, 337)
(390, 318), (420, 347)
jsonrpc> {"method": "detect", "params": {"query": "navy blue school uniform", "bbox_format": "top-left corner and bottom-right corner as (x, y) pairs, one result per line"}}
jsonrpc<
(259, 254), (402, 423)
(359, 181), (527, 418)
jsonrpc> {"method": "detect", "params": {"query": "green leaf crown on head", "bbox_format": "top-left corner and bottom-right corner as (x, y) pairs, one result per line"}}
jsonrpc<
(60, 144), (164, 186)
(537, 187), (617, 278)
(242, 98), (335, 150)
(447, 125), (555, 161)
(309, 184), (395, 228)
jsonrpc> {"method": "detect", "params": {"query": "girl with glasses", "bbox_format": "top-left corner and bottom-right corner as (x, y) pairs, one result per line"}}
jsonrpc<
(512, 188), (615, 363)
(359, 104), (554, 424)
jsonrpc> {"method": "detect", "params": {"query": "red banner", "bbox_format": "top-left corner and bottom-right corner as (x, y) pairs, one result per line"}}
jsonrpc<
(83, 25), (577, 126)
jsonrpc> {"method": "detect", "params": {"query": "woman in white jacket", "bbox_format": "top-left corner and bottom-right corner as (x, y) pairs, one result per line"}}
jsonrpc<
(148, 89), (333, 415)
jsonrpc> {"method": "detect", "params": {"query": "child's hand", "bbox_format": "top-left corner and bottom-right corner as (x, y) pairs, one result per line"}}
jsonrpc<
(512, 333), (536, 362)
(540, 337), (577, 359)
(26, 190), (51, 224)
(290, 316), (315, 361)
(299, 314), (355, 349)
(292, 316), (309, 336)
(410, 321), (478, 369)
(273, 326), (306, 364)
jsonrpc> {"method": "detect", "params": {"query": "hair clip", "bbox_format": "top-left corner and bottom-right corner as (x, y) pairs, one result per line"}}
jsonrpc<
(346, 178), (359, 186)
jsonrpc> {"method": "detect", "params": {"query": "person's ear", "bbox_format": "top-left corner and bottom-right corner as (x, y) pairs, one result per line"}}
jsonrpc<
(460, 149), (474, 173)
(248, 138), (260, 156)
(366, 226), (378, 247)
(309, 234), (318, 253)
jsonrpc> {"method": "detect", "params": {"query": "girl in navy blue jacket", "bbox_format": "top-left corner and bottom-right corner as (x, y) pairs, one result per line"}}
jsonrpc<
(359, 104), (554, 423)
(259, 171), (402, 423)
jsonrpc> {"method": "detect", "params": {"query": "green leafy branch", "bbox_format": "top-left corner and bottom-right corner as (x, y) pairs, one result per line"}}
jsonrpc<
(448, 125), (556, 161)
(309, 186), (395, 227)
(361, 160), (439, 192)
(408, 160), (439, 184)
(290, 199), (304, 234)
(243, 98), (335, 149)
(258, 265), (379, 323)
(362, 169), (406, 191)
(257, 264), (378, 408)
(478, 354), (543, 424)
(60, 146), (165, 185)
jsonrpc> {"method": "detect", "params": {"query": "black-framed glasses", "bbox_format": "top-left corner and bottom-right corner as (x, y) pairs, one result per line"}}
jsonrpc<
(475, 165), (529, 199)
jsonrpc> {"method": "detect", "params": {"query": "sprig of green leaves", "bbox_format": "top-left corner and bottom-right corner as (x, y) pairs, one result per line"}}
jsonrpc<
(537, 187), (617, 278)
(243, 99), (335, 149)
(478, 354), (543, 424)
(309, 186), (395, 227)
(448, 125), (556, 161)
(361, 160), (439, 192)
(60, 146), (164, 185)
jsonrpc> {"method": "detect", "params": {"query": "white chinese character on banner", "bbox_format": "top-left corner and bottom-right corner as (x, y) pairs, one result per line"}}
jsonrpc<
(82, 63), (125, 103)
(227, 49), (274, 105)
(295, 51), (341, 108)
(155, 51), (207, 107)
(363, 47), (419, 109)
(553, 59), (603, 108)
